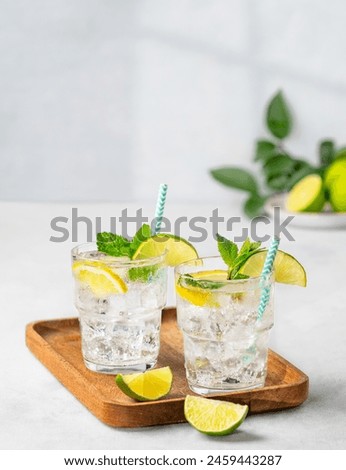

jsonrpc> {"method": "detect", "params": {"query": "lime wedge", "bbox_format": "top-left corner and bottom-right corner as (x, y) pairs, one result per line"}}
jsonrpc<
(132, 234), (198, 267)
(115, 366), (173, 401)
(286, 174), (325, 212)
(239, 250), (307, 287)
(72, 260), (127, 296)
(184, 395), (248, 436)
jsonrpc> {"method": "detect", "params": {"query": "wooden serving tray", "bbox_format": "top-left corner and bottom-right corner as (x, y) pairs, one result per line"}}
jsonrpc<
(26, 308), (308, 428)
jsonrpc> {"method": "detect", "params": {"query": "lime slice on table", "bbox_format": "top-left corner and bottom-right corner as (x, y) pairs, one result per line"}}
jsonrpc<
(72, 260), (127, 296)
(184, 395), (248, 436)
(115, 366), (173, 401)
(132, 234), (198, 267)
(239, 250), (307, 287)
(286, 174), (325, 212)
(175, 270), (228, 307)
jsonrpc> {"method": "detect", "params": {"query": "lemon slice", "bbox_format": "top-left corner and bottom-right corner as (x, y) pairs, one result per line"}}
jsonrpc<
(184, 395), (248, 436)
(132, 234), (198, 267)
(115, 367), (173, 401)
(190, 270), (228, 281)
(239, 250), (307, 287)
(175, 284), (219, 307)
(72, 260), (127, 296)
(175, 270), (227, 307)
(286, 174), (325, 212)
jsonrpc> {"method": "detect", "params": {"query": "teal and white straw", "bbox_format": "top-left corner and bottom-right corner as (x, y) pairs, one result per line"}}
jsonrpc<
(257, 237), (280, 321)
(153, 183), (168, 234)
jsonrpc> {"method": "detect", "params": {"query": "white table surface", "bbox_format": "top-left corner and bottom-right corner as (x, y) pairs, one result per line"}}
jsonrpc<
(1, 201), (345, 450)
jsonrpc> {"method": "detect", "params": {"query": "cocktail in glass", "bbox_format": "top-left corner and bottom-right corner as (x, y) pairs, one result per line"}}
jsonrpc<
(175, 256), (274, 394)
(72, 243), (167, 374)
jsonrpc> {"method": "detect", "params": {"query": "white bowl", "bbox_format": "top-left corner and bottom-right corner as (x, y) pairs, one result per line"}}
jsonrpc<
(264, 193), (346, 229)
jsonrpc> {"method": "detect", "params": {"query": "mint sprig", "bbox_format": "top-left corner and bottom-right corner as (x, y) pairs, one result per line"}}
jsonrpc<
(97, 232), (132, 257)
(96, 224), (157, 282)
(216, 234), (263, 280)
(97, 224), (152, 258)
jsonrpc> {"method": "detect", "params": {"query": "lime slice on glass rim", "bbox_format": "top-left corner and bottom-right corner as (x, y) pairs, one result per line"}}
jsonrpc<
(239, 250), (307, 287)
(115, 366), (173, 401)
(72, 260), (128, 296)
(184, 395), (248, 436)
(286, 174), (325, 212)
(132, 234), (198, 266)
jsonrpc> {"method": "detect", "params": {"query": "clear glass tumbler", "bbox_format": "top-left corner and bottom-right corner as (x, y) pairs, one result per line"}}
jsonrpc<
(72, 243), (167, 374)
(175, 256), (274, 394)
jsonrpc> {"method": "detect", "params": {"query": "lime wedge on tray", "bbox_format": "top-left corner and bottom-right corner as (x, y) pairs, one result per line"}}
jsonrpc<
(72, 260), (127, 296)
(184, 395), (248, 436)
(132, 234), (198, 266)
(115, 366), (173, 401)
(239, 250), (307, 287)
(286, 174), (325, 212)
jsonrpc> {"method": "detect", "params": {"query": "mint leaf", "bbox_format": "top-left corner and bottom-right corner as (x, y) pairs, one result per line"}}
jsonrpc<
(181, 274), (224, 290)
(97, 232), (132, 257)
(216, 233), (238, 266)
(216, 234), (263, 280)
(232, 272), (249, 280)
(266, 90), (292, 139)
(128, 265), (158, 282)
(130, 224), (152, 256)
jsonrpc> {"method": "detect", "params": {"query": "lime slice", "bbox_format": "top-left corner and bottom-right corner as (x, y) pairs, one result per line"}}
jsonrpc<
(325, 154), (346, 189)
(239, 250), (307, 287)
(329, 175), (346, 212)
(115, 366), (173, 401)
(132, 234), (198, 267)
(72, 260), (127, 296)
(184, 395), (248, 436)
(286, 174), (325, 212)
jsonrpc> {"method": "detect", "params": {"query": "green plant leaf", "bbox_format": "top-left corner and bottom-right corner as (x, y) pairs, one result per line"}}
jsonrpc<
(266, 174), (290, 191)
(286, 161), (315, 189)
(243, 194), (267, 218)
(334, 148), (346, 160)
(210, 167), (258, 193)
(266, 90), (292, 139)
(263, 154), (296, 179)
(216, 233), (238, 266)
(319, 140), (335, 166)
(254, 139), (277, 162)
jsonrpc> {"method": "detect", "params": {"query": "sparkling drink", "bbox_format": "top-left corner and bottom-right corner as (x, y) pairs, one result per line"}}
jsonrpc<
(72, 243), (167, 374)
(175, 257), (274, 394)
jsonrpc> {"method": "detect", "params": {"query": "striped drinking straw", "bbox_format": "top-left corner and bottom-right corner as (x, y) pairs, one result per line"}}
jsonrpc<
(153, 184), (168, 235)
(257, 236), (280, 321)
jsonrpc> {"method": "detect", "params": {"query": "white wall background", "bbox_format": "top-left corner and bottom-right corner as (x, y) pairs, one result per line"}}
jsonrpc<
(1, 0), (346, 203)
